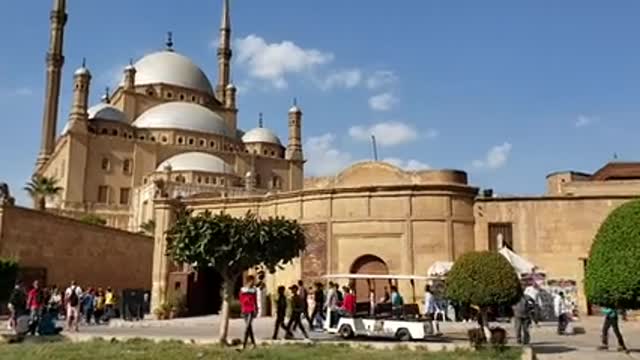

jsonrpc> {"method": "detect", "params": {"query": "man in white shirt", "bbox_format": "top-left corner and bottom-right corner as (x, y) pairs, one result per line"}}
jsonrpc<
(524, 283), (541, 325)
(65, 281), (82, 332)
(424, 285), (441, 335)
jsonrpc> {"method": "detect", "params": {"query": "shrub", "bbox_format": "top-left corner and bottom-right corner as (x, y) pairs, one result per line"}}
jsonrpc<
(0, 258), (18, 303)
(79, 214), (107, 226)
(446, 251), (522, 309)
(585, 200), (640, 309)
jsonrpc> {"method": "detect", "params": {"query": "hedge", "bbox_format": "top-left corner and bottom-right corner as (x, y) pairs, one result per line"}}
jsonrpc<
(585, 199), (640, 309)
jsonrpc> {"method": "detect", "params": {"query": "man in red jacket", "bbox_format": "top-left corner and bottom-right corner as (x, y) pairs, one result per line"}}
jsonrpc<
(26, 280), (43, 335)
(239, 275), (257, 350)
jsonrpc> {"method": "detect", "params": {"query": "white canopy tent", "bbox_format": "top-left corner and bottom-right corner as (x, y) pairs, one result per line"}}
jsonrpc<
(427, 261), (454, 277)
(498, 247), (545, 276)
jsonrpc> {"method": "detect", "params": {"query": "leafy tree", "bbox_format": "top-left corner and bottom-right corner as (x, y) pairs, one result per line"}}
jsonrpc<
(24, 175), (63, 211)
(79, 214), (107, 226)
(585, 200), (640, 309)
(166, 210), (306, 343)
(446, 251), (521, 332)
(139, 219), (156, 236)
(0, 258), (18, 304)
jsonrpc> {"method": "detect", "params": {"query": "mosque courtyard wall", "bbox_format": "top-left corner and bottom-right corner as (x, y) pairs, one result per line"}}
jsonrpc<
(0, 204), (153, 292)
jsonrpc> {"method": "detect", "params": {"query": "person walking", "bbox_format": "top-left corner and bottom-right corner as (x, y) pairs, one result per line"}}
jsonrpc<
(512, 295), (532, 345)
(8, 282), (27, 332)
(271, 286), (291, 340)
(104, 287), (116, 321)
(26, 280), (44, 335)
(239, 275), (258, 350)
(597, 307), (629, 353)
(553, 292), (569, 335)
(311, 283), (325, 330)
(424, 285), (441, 335)
(297, 280), (312, 328)
(286, 284), (310, 340)
(65, 281), (82, 332)
(82, 289), (96, 325)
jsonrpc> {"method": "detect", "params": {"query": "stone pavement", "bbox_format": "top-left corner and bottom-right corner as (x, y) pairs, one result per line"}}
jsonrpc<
(2, 315), (639, 358)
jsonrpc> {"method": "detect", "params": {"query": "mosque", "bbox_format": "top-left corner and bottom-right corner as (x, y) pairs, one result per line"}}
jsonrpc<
(32, 0), (640, 316)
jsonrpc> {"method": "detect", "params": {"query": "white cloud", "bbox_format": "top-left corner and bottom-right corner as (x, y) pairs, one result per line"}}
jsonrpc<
(383, 158), (431, 171)
(349, 121), (418, 147)
(13, 87), (33, 96)
(318, 69), (362, 90)
(235, 35), (334, 89)
(575, 114), (597, 128)
(472, 142), (512, 170)
(305, 133), (353, 176)
(366, 70), (398, 90)
(368, 92), (398, 111)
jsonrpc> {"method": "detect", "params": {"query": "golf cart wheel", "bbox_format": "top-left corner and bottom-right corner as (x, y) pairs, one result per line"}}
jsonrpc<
(339, 324), (354, 339)
(395, 328), (412, 341)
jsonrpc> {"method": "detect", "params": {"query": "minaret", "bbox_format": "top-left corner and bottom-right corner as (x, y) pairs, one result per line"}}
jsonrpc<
(285, 99), (304, 161)
(66, 60), (91, 134)
(225, 83), (236, 109)
(123, 59), (136, 90)
(216, 0), (232, 100)
(36, 0), (68, 169)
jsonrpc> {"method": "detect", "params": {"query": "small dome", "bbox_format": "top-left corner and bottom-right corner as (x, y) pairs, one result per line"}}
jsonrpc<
(132, 102), (230, 136)
(226, 83), (236, 90)
(88, 103), (127, 123)
(289, 105), (301, 113)
(156, 152), (233, 174)
(242, 127), (282, 146)
(75, 67), (91, 76)
(127, 51), (213, 94)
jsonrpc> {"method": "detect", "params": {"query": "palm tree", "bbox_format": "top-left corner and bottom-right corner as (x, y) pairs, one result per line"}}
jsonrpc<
(24, 175), (63, 211)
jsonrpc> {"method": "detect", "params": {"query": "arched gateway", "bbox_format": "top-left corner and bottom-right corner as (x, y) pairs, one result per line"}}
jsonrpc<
(350, 255), (389, 302)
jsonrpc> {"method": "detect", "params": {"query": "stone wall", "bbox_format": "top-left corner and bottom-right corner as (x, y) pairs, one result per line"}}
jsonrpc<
(0, 205), (153, 292)
(301, 223), (328, 280)
(474, 195), (635, 314)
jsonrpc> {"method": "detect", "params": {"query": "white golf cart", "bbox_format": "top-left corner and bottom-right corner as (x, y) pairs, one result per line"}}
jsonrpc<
(322, 274), (440, 341)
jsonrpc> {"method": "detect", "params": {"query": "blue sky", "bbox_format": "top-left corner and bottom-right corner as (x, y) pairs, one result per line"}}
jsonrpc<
(1, 0), (639, 206)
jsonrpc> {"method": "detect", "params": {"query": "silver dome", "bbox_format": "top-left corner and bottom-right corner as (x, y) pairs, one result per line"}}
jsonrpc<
(88, 103), (127, 123)
(132, 102), (230, 136)
(156, 152), (233, 174)
(242, 127), (282, 146)
(127, 51), (214, 94)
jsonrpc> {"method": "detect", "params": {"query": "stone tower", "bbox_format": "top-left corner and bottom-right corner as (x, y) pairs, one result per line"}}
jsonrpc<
(65, 62), (91, 134)
(285, 101), (304, 161)
(36, 0), (68, 170)
(216, 0), (232, 101)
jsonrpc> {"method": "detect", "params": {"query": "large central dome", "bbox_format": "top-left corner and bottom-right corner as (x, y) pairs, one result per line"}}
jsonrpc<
(130, 51), (214, 94)
(132, 102), (230, 136)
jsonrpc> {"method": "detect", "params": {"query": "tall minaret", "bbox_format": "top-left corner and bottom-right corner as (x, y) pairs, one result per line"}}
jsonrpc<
(36, 0), (68, 169)
(285, 100), (304, 161)
(216, 0), (232, 101)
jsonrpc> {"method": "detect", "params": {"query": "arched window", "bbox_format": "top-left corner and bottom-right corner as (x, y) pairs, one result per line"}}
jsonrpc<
(123, 159), (132, 174)
(101, 157), (110, 171)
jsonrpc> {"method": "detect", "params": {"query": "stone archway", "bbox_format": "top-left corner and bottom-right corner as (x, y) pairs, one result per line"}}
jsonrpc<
(350, 255), (389, 302)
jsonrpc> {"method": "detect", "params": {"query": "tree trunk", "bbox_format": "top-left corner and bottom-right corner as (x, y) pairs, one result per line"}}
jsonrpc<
(218, 275), (234, 345)
(479, 307), (491, 341)
(37, 196), (46, 211)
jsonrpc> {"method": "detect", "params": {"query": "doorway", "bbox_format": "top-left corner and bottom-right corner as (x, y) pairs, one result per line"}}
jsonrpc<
(349, 255), (389, 302)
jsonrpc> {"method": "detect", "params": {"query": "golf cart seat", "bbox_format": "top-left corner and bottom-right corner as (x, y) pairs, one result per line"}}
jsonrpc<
(374, 303), (393, 318)
(355, 302), (371, 317)
(403, 304), (421, 319)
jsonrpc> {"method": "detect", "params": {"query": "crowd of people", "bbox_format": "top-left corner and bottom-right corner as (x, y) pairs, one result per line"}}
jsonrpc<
(7, 280), (118, 336)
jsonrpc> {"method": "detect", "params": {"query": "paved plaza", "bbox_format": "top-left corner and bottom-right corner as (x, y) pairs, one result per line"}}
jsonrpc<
(21, 315), (632, 359)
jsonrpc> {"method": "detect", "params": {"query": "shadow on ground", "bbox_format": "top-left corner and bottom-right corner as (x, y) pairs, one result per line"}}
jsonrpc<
(531, 342), (577, 354)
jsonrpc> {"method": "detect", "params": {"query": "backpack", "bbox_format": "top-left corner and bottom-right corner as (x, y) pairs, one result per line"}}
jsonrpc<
(68, 287), (79, 307)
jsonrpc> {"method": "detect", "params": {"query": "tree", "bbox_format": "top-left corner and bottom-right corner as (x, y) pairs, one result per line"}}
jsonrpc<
(0, 258), (18, 304)
(446, 251), (521, 334)
(139, 219), (156, 236)
(585, 200), (640, 310)
(166, 210), (306, 344)
(24, 175), (63, 211)
(79, 214), (107, 226)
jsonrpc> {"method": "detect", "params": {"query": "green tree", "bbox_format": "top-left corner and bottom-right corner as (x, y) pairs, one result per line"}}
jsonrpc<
(79, 214), (107, 226)
(446, 251), (521, 332)
(139, 219), (156, 236)
(166, 210), (306, 344)
(585, 200), (640, 309)
(0, 258), (18, 304)
(24, 175), (63, 211)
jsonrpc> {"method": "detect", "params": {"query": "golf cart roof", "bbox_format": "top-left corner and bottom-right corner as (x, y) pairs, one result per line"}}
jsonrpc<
(322, 274), (432, 281)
